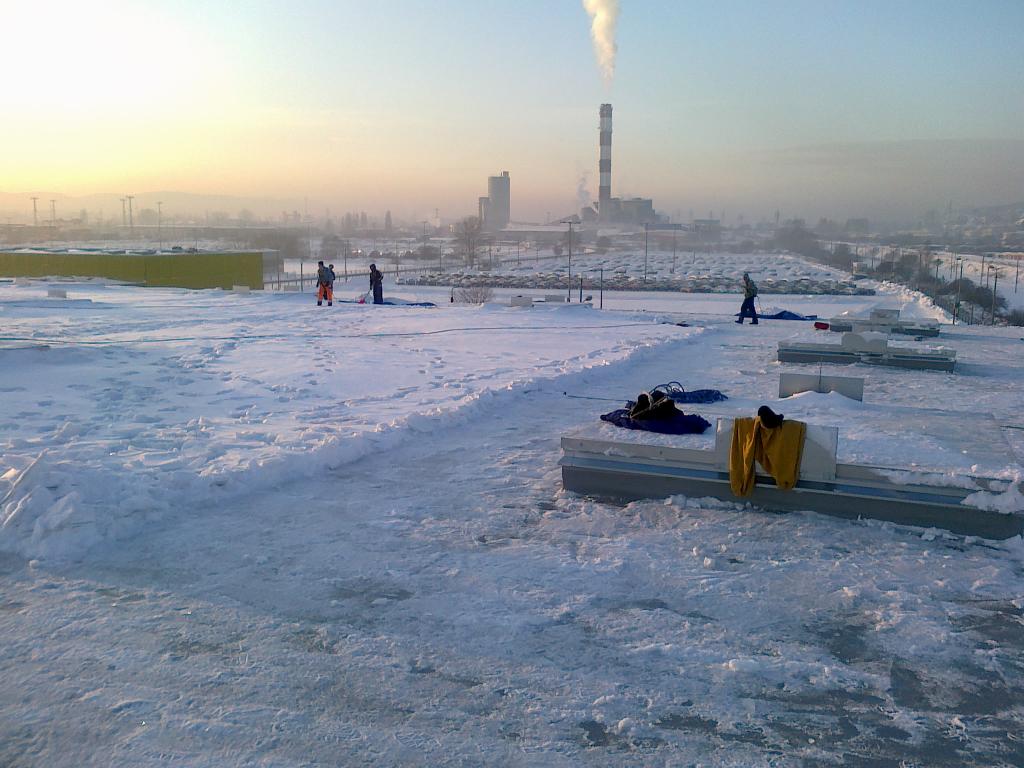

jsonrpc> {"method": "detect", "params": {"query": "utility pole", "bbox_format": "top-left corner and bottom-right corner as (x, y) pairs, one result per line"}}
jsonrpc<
(644, 223), (649, 283)
(49, 200), (56, 240)
(157, 201), (163, 251)
(953, 257), (963, 325)
(127, 195), (135, 231)
(990, 267), (999, 325)
(120, 197), (127, 226)
(30, 197), (38, 227)
(566, 221), (574, 302)
(672, 230), (677, 275)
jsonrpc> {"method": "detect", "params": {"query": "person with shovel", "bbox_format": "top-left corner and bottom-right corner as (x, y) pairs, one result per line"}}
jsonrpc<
(315, 261), (333, 306)
(736, 272), (758, 325)
(369, 263), (384, 305)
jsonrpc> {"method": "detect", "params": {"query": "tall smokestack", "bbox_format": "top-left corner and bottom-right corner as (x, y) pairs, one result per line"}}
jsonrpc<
(599, 103), (612, 223)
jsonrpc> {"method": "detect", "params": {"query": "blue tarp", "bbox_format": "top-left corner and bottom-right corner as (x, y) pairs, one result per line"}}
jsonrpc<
(669, 388), (728, 404)
(734, 309), (818, 320)
(600, 409), (711, 435)
(337, 299), (437, 307)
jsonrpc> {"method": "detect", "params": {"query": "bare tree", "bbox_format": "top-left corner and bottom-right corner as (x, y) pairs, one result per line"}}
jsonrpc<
(456, 216), (482, 268)
(456, 285), (494, 304)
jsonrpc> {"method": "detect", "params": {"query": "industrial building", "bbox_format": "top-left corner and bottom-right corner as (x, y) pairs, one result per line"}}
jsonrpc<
(583, 104), (663, 227)
(471, 105), (665, 233)
(0, 249), (281, 290)
(478, 171), (511, 232)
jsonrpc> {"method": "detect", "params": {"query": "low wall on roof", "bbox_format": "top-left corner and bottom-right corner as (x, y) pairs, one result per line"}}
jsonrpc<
(0, 251), (264, 290)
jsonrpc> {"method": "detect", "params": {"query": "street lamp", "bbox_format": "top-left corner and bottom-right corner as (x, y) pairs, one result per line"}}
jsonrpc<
(157, 201), (163, 251)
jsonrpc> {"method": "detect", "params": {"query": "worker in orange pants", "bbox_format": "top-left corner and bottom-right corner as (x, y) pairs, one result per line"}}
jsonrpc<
(315, 261), (333, 306)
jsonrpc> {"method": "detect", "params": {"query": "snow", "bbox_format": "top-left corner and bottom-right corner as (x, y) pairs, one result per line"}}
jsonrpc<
(930, 250), (1024, 312)
(964, 479), (1024, 513)
(0, 281), (682, 561)
(1, 269), (1023, 765)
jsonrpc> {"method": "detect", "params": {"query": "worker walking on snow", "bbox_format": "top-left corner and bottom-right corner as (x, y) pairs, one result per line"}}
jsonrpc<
(369, 263), (384, 305)
(736, 271), (758, 325)
(316, 261), (333, 306)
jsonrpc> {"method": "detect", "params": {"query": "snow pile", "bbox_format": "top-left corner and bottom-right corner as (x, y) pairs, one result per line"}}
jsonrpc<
(963, 477), (1024, 514)
(869, 280), (951, 321)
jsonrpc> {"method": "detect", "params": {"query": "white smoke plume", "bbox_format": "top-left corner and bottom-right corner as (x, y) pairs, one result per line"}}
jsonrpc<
(582, 0), (620, 84)
(576, 172), (592, 210)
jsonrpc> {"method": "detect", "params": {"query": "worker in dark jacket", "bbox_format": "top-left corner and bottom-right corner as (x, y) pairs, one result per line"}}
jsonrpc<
(736, 272), (758, 325)
(316, 261), (333, 306)
(369, 263), (384, 305)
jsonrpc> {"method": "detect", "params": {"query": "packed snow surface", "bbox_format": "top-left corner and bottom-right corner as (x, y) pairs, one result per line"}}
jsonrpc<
(1, 274), (1022, 766)
(0, 283), (681, 561)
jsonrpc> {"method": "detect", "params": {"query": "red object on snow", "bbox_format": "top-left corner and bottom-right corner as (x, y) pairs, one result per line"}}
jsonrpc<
(813, 321), (830, 331)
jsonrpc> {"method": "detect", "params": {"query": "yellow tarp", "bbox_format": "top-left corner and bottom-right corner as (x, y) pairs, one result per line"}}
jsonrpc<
(729, 416), (807, 497)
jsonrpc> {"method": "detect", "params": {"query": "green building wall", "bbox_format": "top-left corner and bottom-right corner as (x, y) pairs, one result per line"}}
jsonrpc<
(0, 252), (264, 290)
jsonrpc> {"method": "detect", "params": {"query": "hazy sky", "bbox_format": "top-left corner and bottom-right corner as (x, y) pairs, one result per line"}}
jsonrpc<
(4, 0), (1023, 223)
